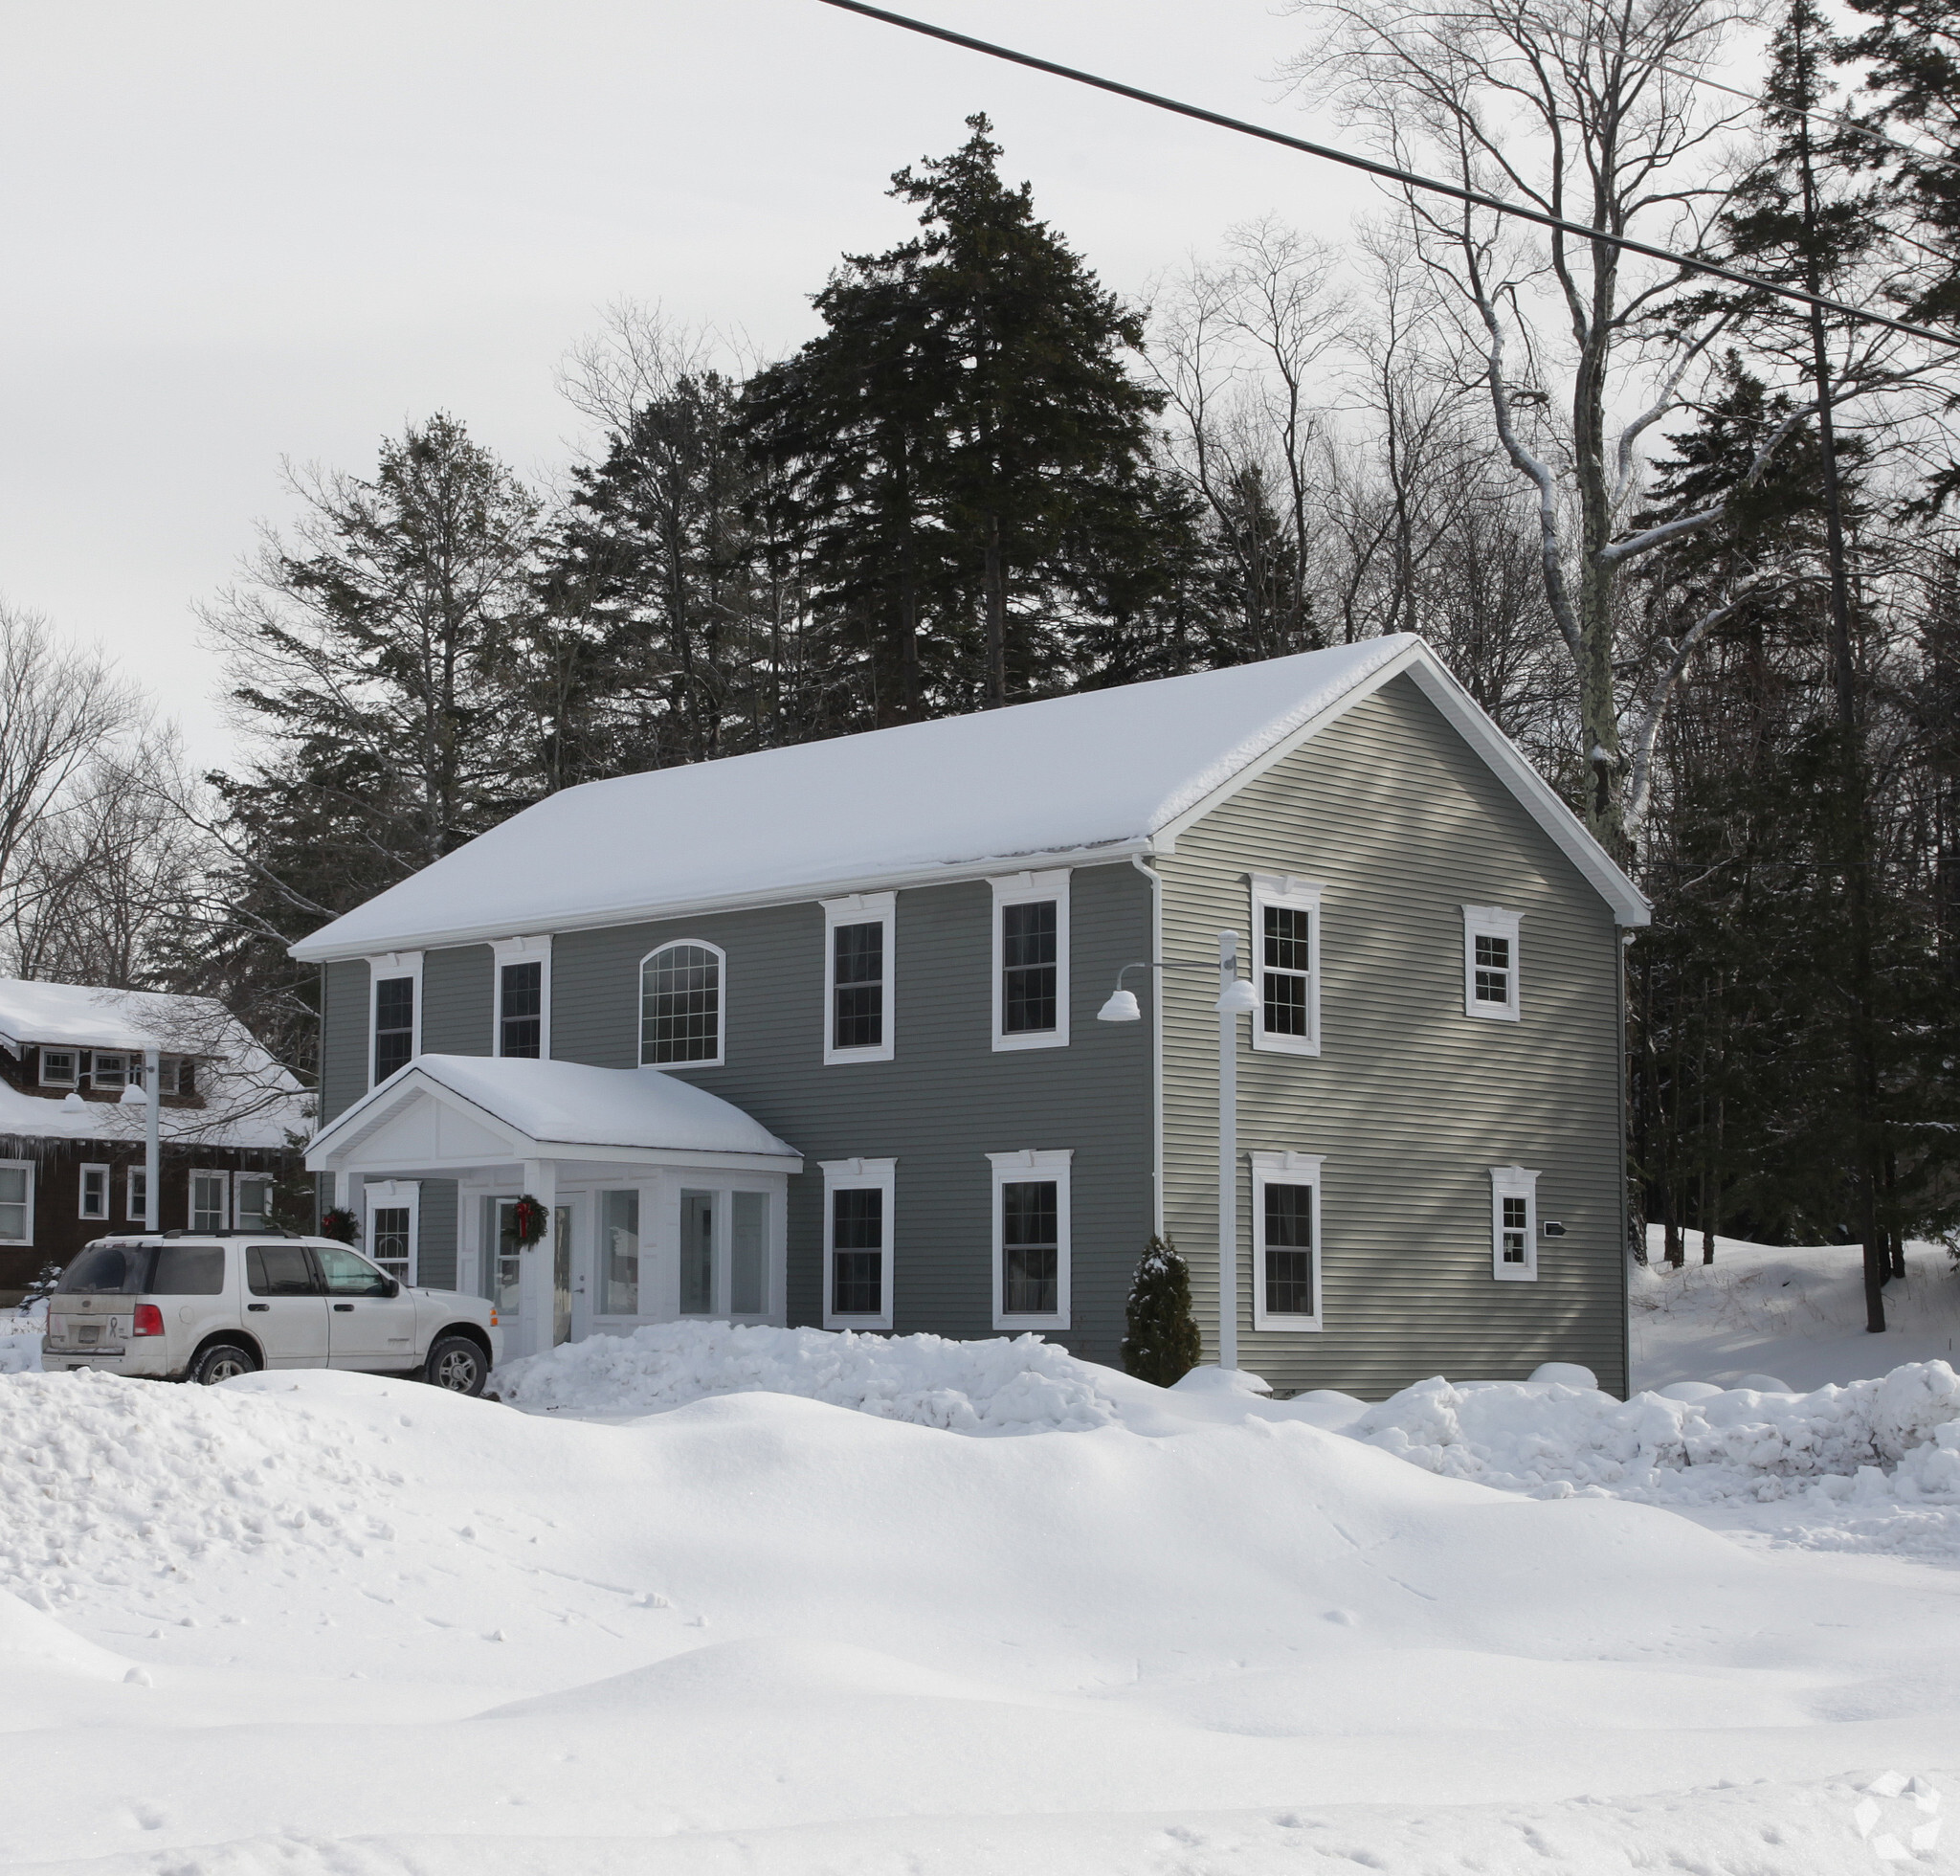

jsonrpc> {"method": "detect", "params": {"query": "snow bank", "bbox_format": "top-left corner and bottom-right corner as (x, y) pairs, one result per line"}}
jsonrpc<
(494, 1320), (1121, 1434)
(1352, 1361), (1960, 1506)
(0, 1312), (40, 1375)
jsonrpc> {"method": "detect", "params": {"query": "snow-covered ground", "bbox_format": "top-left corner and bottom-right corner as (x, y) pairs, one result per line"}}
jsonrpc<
(1634, 1227), (1960, 1394)
(9, 1246), (1960, 1871)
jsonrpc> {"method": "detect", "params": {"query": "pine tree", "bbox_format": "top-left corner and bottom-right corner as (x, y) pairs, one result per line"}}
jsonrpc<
(1121, 1235), (1202, 1387)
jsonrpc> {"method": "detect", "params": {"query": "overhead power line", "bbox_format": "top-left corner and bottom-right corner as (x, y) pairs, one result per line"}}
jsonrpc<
(815, 0), (1960, 354)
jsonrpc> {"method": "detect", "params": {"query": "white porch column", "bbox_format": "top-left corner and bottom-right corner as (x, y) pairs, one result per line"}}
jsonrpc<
(520, 1158), (557, 1359)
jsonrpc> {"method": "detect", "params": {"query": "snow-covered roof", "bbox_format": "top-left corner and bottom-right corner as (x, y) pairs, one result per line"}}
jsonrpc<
(0, 978), (235, 1056)
(291, 636), (1647, 963)
(0, 979), (310, 1151)
(307, 1055), (799, 1170)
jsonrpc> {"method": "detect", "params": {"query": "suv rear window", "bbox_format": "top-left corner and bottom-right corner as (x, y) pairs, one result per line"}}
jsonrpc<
(56, 1244), (227, 1296)
(57, 1246), (150, 1294)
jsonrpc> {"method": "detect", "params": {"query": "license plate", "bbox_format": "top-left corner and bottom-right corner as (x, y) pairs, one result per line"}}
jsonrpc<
(78, 1325), (100, 1344)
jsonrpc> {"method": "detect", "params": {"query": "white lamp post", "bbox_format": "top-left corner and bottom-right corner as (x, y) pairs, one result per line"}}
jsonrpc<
(1099, 931), (1259, 1374)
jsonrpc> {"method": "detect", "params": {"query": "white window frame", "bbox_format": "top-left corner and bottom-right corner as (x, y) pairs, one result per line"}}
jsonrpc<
(820, 1156), (895, 1330)
(491, 934), (552, 1060)
(189, 1169), (231, 1234)
(0, 1158), (33, 1245)
(1490, 1165), (1540, 1282)
(1462, 906), (1522, 1022)
(90, 1051), (128, 1092)
(232, 1172), (278, 1232)
(363, 1179), (420, 1285)
(988, 1148), (1072, 1331)
(990, 869), (1071, 1053)
(78, 1162), (110, 1221)
(366, 949), (424, 1087)
(38, 1048), (78, 1088)
(821, 892), (896, 1065)
(124, 1165), (147, 1224)
(639, 939), (726, 1069)
(1251, 1150), (1325, 1330)
(1250, 874), (1324, 1057)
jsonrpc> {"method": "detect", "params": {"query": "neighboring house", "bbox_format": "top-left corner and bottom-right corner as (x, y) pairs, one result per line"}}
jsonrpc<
(296, 635), (1649, 1396)
(0, 979), (311, 1305)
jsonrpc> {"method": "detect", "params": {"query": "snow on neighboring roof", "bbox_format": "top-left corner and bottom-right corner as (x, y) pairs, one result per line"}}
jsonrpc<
(291, 635), (1646, 962)
(0, 977), (310, 1151)
(0, 978), (234, 1056)
(309, 1055), (798, 1163)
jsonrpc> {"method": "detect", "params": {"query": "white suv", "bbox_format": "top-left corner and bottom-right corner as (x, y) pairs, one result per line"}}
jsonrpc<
(43, 1233), (501, 1395)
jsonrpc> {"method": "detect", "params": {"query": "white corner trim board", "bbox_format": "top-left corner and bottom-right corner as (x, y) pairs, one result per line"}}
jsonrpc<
(820, 1156), (896, 1331)
(1249, 874), (1324, 1057)
(1462, 905), (1522, 1022)
(990, 870), (1071, 1053)
(1250, 1150), (1324, 1330)
(821, 891), (896, 1066)
(988, 1148), (1073, 1332)
(1490, 1164), (1540, 1282)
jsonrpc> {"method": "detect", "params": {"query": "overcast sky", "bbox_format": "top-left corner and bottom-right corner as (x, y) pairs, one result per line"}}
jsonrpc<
(0, 1), (1392, 768)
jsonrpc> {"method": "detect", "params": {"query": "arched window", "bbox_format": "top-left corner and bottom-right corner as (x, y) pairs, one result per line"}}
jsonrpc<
(640, 942), (724, 1066)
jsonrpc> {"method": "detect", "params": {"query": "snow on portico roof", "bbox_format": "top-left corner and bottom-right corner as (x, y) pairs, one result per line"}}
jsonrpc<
(307, 1055), (799, 1165)
(291, 636), (1647, 962)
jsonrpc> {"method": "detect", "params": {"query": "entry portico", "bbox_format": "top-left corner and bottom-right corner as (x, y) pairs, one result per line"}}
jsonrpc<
(306, 1054), (801, 1361)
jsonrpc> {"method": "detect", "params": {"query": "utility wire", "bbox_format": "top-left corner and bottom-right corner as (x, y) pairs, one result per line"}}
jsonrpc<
(815, 0), (1960, 353)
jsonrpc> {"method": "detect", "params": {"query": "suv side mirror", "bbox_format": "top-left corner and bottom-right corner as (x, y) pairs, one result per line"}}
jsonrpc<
(381, 1277), (400, 1298)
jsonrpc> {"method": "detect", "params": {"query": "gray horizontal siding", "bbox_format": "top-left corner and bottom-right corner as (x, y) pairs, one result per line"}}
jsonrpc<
(320, 960), (369, 1127)
(1159, 672), (1628, 1399)
(550, 862), (1155, 1365)
(423, 945), (493, 1057)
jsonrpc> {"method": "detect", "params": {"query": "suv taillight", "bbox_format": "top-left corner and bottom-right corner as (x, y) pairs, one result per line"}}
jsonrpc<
(132, 1305), (165, 1338)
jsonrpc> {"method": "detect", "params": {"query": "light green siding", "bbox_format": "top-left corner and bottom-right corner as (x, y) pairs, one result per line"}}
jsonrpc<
(1157, 673), (1628, 1398)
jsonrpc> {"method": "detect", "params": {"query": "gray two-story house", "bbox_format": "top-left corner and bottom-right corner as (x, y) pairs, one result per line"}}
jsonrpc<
(298, 635), (1648, 1396)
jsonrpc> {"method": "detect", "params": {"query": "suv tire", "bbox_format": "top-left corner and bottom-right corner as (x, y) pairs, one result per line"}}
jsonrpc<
(425, 1335), (488, 1396)
(190, 1341), (258, 1385)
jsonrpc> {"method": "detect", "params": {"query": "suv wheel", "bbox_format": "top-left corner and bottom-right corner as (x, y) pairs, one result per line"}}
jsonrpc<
(425, 1335), (487, 1396)
(190, 1342), (258, 1385)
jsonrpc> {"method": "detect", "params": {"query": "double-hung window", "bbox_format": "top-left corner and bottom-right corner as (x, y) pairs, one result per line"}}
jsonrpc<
(989, 1149), (1071, 1330)
(368, 950), (423, 1085)
(1490, 1165), (1540, 1281)
(1251, 875), (1323, 1056)
(78, 1164), (110, 1221)
(125, 1166), (147, 1224)
(991, 870), (1070, 1051)
(493, 935), (550, 1059)
(38, 1049), (77, 1088)
(1252, 1151), (1324, 1329)
(189, 1171), (230, 1234)
(0, 1161), (29, 1244)
(1463, 907), (1522, 1021)
(90, 1052), (128, 1093)
(822, 893), (895, 1064)
(641, 941), (724, 1066)
(821, 1157), (894, 1329)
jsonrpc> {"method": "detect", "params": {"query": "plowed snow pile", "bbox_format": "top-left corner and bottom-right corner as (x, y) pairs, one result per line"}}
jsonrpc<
(494, 1320), (1119, 1432)
(1349, 1362), (1960, 1507)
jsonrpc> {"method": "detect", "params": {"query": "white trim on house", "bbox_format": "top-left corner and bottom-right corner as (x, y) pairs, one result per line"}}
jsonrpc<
(0, 1159), (32, 1245)
(362, 1178), (420, 1285)
(988, 1148), (1072, 1332)
(124, 1165), (146, 1223)
(821, 891), (896, 1066)
(38, 1048), (78, 1087)
(1490, 1164), (1540, 1282)
(233, 1172), (277, 1231)
(990, 870), (1071, 1053)
(1249, 874), (1324, 1057)
(491, 934), (552, 1060)
(820, 1156), (896, 1331)
(1463, 905), (1523, 1022)
(365, 950), (424, 1088)
(78, 1162), (110, 1221)
(1251, 1150), (1324, 1331)
(188, 1168), (231, 1233)
(639, 939), (726, 1069)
